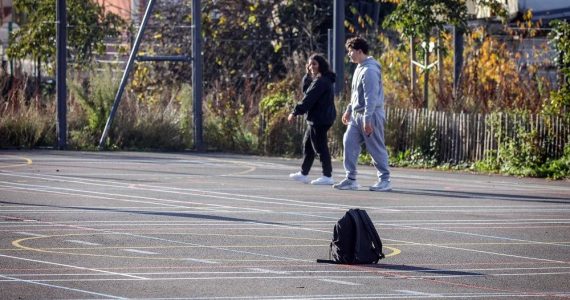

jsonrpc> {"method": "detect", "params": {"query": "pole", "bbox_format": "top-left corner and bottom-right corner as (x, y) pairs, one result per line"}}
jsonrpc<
(453, 26), (464, 99)
(423, 43), (429, 109)
(192, 0), (204, 150)
(327, 28), (332, 66)
(56, 0), (67, 149)
(423, 33), (430, 109)
(98, 0), (156, 149)
(8, 21), (13, 76)
(333, 0), (345, 95)
(410, 36), (416, 98)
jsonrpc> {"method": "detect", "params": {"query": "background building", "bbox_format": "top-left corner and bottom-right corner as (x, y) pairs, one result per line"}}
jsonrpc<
(96, 0), (144, 23)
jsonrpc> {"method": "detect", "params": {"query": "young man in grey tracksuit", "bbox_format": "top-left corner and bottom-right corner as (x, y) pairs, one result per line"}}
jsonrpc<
(333, 36), (392, 192)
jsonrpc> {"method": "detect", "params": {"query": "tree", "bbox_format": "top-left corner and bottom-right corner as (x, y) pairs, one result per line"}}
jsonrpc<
(382, 0), (507, 109)
(383, 0), (468, 109)
(7, 0), (125, 71)
(546, 20), (570, 121)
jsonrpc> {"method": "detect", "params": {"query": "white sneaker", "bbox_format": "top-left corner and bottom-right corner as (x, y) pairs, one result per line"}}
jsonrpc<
(332, 178), (359, 190)
(311, 176), (334, 185)
(289, 171), (310, 184)
(369, 180), (392, 192)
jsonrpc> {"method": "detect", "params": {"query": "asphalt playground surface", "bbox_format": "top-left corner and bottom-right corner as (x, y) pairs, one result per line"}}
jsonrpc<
(0, 150), (569, 300)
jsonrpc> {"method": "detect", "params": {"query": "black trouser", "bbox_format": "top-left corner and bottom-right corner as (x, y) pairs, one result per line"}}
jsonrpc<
(301, 124), (333, 177)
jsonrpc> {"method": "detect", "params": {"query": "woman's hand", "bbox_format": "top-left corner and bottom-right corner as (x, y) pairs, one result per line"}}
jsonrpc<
(341, 111), (351, 125)
(288, 113), (295, 124)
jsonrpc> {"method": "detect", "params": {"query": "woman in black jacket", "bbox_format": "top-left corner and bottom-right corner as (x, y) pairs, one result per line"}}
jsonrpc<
(288, 54), (337, 185)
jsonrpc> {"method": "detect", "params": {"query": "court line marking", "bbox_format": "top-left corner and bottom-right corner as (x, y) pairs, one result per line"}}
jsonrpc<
(12, 230), (315, 263)
(2, 171), (568, 216)
(7, 176), (565, 265)
(122, 249), (159, 255)
(4, 207), (570, 214)
(5, 215), (565, 267)
(3, 153), (569, 195)
(3, 155), (564, 296)
(0, 155), (32, 169)
(396, 290), (442, 297)
(386, 238), (569, 264)
(0, 274), (126, 299)
(10, 232), (402, 260)
(183, 258), (218, 264)
(2, 272), (570, 282)
(0, 182), (271, 213)
(319, 278), (361, 286)
(0, 171), (356, 211)
(3, 170), (569, 215)
(3, 219), (570, 227)
(8, 266), (570, 278)
(23, 152), (566, 193)
(1, 165), (565, 266)
(248, 268), (289, 275)
(1, 175), (406, 263)
(0, 253), (147, 279)
(383, 223), (570, 247)
(65, 240), (101, 246)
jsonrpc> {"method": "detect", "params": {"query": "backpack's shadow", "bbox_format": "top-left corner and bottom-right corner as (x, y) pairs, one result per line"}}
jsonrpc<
(361, 263), (485, 277)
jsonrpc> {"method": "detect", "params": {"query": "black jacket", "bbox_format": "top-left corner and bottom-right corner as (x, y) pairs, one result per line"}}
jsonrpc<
(292, 72), (337, 126)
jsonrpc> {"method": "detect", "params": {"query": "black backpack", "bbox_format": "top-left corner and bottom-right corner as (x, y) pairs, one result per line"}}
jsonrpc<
(318, 208), (385, 264)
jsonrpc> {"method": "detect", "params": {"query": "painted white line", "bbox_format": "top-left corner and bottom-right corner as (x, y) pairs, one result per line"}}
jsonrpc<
(384, 224), (570, 247)
(7, 266), (570, 278)
(0, 172), (353, 212)
(248, 268), (289, 275)
(0, 253), (148, 280)
(0, 274), (126, 299)
(387, 238), (569, 264)
(3, 219), (570, 227)
(122, 249), (158, 255)
(0, 182), (273, 213)
(318, 278), (361, 286)
(65, 240), (101, 246)
(401, 271), (570, 279)
(2, 169), (568, 269)
(396, 290), (442, 297)
(183, 258), (219, 264)
(9, 272), (570, 282)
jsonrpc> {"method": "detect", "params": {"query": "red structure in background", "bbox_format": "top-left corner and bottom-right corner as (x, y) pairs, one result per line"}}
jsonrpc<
(96, 0), (146, 22)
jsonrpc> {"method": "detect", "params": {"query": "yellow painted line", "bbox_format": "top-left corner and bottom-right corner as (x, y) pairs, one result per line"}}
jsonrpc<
(12, 233), (402, 260)
(0, 155), (32, 169)
(384, 246), (401, 257)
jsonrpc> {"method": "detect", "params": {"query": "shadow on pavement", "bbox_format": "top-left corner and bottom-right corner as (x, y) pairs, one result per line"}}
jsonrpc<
(392, 188), (570, 204)
(369, 263), (485, 277)
(0, 200), (288, 226)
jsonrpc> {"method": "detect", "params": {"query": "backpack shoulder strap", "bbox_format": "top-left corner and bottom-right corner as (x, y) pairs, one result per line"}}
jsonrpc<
(356, 209), (385, 260)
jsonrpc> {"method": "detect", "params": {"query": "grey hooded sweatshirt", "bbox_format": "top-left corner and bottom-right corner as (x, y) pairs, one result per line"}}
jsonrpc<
(345, 57), (385, 124)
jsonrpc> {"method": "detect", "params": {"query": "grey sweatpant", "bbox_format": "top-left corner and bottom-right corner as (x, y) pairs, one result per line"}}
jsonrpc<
(342, 110), (391, 181)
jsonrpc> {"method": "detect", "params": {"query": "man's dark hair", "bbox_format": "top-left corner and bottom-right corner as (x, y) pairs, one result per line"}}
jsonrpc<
(345, 36), (369, 55)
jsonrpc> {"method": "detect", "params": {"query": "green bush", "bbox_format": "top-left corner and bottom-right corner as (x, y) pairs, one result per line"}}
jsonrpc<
(69, 69), (118, 149)
(258, 79), (303, 156)
(539, 145), (570, 179)
(471, 112), (568, 179)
